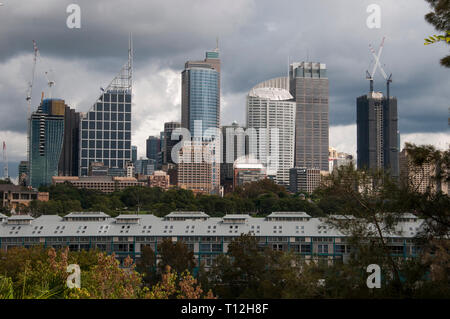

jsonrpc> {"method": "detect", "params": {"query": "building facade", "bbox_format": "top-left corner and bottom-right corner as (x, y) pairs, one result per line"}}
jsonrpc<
(221, 122), (247, 191)
(246, 87), (296, 186)
(29, 99), (65, 188)
(233, 156), (266, 189)
(181, 49), (220, 136)
(52, 176), (144, 193)
(148, 170), (170, 190)
(289, 167), (321, 194)
(357, 91), (399, 178)
(289, 62), (329, 172)
(79, 54), (132, 177)
(146, 136), (161, 161)
(177, 142), (220, 195)
(0, 211), (424, 267)
(0, 184), (49, 212)
(58, 106), (80, 177)
(162, 122), (181, 165)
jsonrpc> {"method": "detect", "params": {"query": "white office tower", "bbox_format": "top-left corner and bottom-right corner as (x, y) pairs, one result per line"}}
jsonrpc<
(246, 86), (296, 186)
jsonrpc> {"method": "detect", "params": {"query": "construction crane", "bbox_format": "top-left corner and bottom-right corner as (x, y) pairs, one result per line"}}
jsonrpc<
(25, 40), (39, 185)
(368, 37), (393, 100)
(44, 69), (56, 99)
(2, 141), (8, 180)
(366, 36), (385, 92)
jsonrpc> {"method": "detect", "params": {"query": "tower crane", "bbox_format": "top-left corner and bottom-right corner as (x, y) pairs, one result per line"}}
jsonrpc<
(368, 38), (393, 100)
(366, 36), (385, 92)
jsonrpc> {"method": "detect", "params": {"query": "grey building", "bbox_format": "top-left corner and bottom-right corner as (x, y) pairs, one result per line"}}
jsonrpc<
(132, 145), (137, 164)
(289, 62), (329, 172)
(357, 91), (399, 178)
(289, 167), (321, 194)
(220, 122), (246, 187)
(146, 136), (161, 161)
(162, 122), (181, 165)
(79, 50), (132, 177)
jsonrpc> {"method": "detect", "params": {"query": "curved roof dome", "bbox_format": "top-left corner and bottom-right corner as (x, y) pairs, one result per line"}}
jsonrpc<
(248, 87), (293, 101)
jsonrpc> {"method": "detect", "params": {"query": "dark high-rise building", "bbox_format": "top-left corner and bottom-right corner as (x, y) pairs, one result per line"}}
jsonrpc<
(162, 121), (181, 165)
(289, 62), (329, 172)
(29, 99), (65, 188)
(146, 136), (161, 161)
(357, 91), (399, 178)
(181, 48), (220, 135)
(132, 145), (137, 164)
(58, 106), (80, 176)
(79, 50), (132, 176)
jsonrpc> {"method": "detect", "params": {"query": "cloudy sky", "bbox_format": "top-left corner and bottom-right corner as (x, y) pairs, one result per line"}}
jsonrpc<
(0, 0), (449, 174)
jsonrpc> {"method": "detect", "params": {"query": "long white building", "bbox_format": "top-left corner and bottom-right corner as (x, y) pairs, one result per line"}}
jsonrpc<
(0, 211), (423, 268)
(246, 86), (296, 186)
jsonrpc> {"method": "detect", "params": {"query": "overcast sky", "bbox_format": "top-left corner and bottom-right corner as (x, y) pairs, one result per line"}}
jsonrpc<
(0, 0), (448, 167)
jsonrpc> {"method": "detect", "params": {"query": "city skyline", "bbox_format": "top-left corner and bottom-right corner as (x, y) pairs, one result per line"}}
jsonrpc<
(0, 0), (448, 172)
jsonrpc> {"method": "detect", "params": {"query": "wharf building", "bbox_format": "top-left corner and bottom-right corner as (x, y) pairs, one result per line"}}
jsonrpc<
(0, 211), (424, 267)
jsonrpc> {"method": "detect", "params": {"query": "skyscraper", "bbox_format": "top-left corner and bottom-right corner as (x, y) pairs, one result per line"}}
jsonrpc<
(58, 105), (80, 176)
(357, 91), (399, 178)
(289, 62), (329, 172)
(132, 145), (137, 164)
(246, 87), (296, 186)
(79, 46), (132, 176)
(181, 48), (220, 136)
(162, 121), (181, 165)
(146, 136), (161, 161)
(220, 121), (246, 190)
(29, 99), (65, 188)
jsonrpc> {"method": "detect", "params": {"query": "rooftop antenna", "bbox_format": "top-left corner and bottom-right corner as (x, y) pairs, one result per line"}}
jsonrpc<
(215, 37), (219, 52)
(366, 36), (385, 92)
(129, 32), (133, 93)
(2, 141), (8, 180)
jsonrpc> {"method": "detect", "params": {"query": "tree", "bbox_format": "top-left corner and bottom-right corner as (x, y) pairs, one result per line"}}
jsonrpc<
(157, 238), (196, 275)
(424, 0), (450, 67)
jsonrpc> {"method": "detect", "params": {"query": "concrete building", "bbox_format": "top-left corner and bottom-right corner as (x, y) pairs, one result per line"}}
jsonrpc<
(289, 167), (321, 194)
(177, 141), (220, 195)
(0, 184), (49, 213)
(18, 161), (29, 186)
(52, 176), (144, 193)
(0, 211), (425, 267)
(328, 147), (355, 172)
(399, 149), (448, 195)
(233, 156), (266, 189)
(221, 122), (246, 192)
(246, 87), (296, 186)
(28, 98), (65, 188)
(357, 91), (399, 179)
(79, 51), (132, 176)
(88, 162), (108, 176)
(148, 170), (170, 190)
(289, 62), (329, 172)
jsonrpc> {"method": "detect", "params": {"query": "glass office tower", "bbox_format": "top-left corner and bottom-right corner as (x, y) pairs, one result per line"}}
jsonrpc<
(289, 62), (329, 172)
(181, 49), (220, 137)
(79, 52), (132, 176)
(29, 99), (65, 188)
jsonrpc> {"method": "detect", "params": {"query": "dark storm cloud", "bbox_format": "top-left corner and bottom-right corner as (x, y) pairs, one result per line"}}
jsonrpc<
(0, 0), (448, 139)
